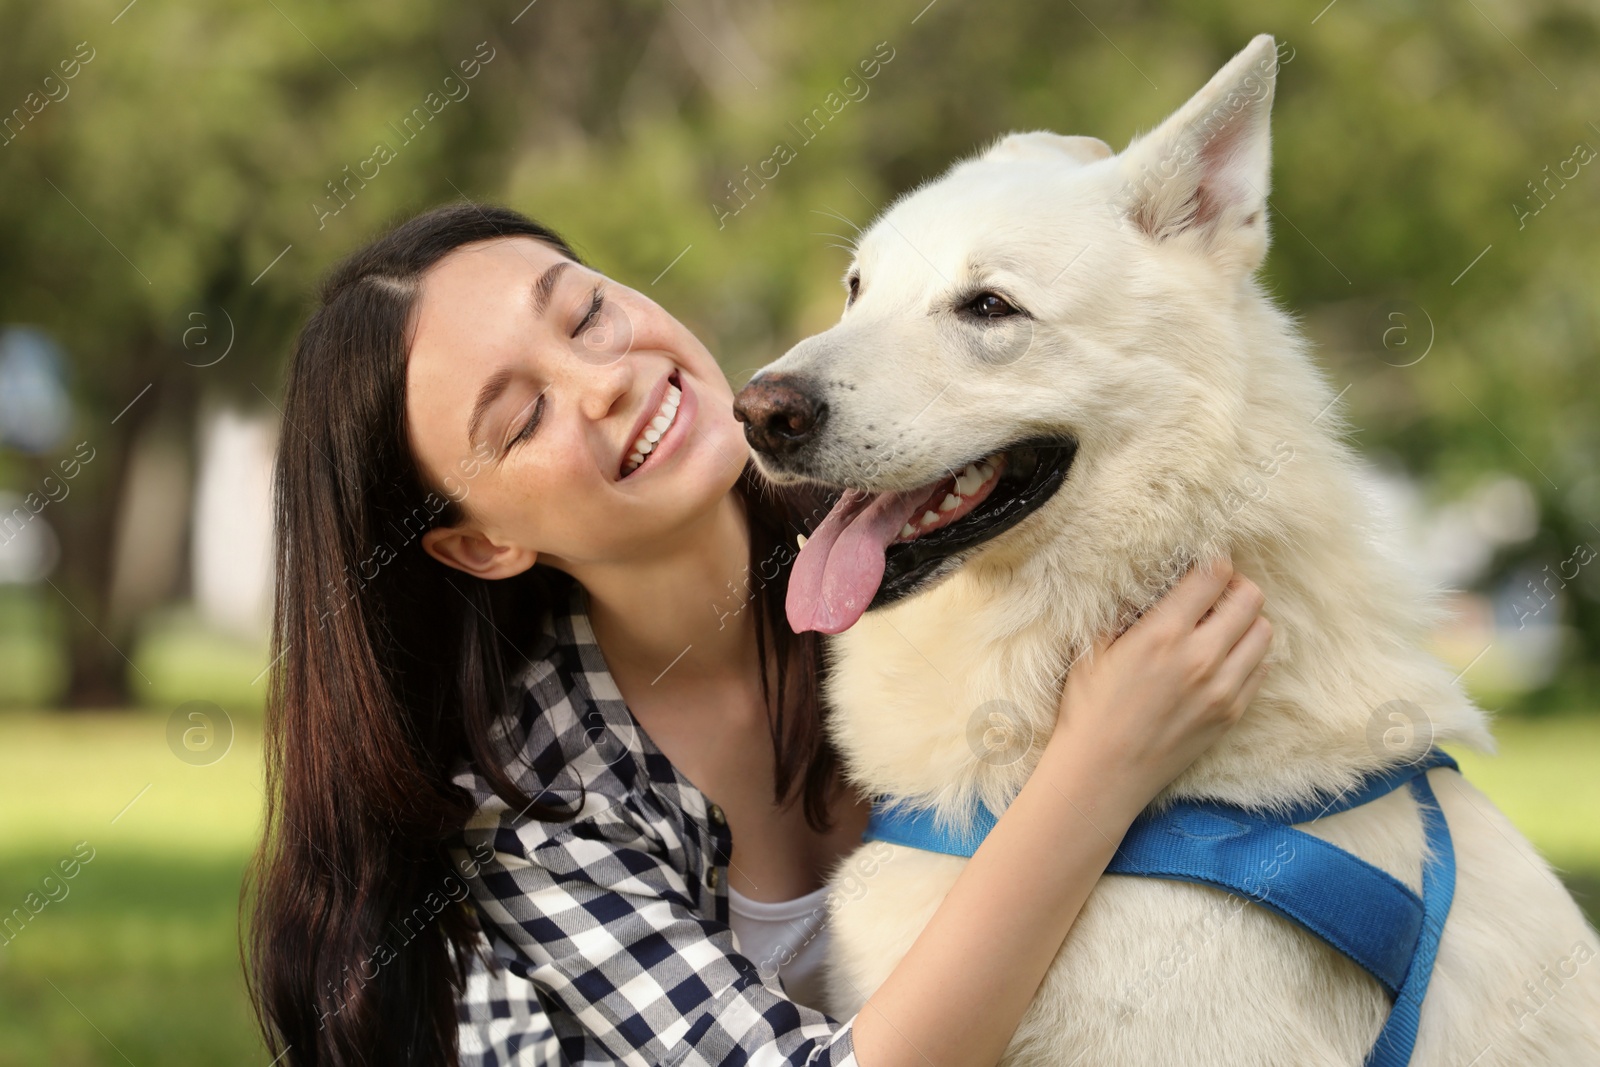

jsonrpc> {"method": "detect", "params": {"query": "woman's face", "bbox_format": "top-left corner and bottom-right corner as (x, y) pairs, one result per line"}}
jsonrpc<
(406, 236), (750, 579)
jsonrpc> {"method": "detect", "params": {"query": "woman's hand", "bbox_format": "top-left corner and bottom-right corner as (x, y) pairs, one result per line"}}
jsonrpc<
(1044, 557), (1272, 824)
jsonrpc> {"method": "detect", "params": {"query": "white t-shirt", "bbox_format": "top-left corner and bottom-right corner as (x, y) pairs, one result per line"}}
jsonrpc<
(727, 882), (834, 1014)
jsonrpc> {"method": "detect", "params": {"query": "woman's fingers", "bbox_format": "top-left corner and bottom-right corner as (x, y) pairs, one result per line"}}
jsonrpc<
(1228, 646), (1267, 713)
(1198, 574), (1267, 652)
(1152, 559), (1235, 633)
(1218, 615), (1273, 698)
(1229, 656), (1272, 719)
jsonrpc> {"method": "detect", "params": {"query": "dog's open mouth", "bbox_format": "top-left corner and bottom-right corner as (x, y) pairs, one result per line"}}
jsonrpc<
(788, 436), (1077, 633)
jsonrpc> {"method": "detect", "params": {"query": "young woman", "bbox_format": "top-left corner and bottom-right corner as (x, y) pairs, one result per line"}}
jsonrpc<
(246, 203), (1272, 1066)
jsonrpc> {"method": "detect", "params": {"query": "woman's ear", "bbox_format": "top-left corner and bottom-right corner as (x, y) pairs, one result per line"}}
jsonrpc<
(421, 525), (538, 580)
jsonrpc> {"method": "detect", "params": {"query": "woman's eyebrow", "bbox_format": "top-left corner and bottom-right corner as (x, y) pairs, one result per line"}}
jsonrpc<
(531, 260), (572, 317)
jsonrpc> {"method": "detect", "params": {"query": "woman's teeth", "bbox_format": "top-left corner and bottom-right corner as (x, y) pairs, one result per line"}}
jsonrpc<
(897, 460), (996, 539)
(622, 381), (682, 477)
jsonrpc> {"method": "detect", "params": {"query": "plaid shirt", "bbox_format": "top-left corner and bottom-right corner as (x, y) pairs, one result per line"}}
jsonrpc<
(449, 579), (861, 1066)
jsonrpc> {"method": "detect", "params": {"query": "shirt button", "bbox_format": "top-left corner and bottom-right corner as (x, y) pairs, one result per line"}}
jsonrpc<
(708, 803), (726, 826)
(706, 866), (722, 890)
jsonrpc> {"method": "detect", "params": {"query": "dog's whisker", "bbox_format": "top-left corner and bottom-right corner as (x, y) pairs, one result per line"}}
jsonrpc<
(811, 206), (863, 236)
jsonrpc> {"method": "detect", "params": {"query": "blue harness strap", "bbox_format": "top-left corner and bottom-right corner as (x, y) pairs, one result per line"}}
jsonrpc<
(1365, 770), (1454, 1067)
(1105, 795), (1424, 997)
(861, 750), (1459, 1066)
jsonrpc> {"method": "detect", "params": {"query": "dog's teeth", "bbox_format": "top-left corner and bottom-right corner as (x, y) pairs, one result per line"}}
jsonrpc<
(797, 534), (808, 549)
(921, 510), (940, 525)
(900, 523), (916, 538)
(955, 467), (982, 495)
(939, 493), (961, 511)
(977, 461), (995, 481)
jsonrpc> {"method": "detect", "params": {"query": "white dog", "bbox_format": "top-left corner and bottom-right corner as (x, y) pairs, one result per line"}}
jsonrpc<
(734, 34), (1600, 1066)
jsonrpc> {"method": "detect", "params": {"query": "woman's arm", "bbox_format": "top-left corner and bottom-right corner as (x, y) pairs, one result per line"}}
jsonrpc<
(851, 559), (1271, 1067)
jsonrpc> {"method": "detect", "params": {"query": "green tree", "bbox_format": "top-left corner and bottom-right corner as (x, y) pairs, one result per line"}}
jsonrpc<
(2, 0), (1596, 706)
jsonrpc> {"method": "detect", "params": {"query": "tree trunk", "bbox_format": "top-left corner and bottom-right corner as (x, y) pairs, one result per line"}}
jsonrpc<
(54, 337), (194, 709)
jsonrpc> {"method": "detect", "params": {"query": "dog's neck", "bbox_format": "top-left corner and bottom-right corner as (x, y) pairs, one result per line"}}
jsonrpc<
(823, 313), (1491, 822)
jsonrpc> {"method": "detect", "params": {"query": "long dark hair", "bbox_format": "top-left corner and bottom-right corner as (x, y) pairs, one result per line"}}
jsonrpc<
(244, 202), (839, 1066)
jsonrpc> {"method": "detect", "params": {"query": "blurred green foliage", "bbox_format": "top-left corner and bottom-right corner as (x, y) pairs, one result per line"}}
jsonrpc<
(0, 0), (1597, 703)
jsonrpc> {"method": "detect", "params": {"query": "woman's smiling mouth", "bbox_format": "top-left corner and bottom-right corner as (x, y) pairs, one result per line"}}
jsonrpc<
(621, 369), (689, 479)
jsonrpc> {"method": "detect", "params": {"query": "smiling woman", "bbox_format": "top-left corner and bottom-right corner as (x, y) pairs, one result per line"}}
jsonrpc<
(245, 203), (843, 1066)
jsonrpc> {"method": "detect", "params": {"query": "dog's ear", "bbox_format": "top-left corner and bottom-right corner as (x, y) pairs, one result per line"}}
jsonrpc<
(1116, 34), (1279, 275)
(986, 131), (1114, 167)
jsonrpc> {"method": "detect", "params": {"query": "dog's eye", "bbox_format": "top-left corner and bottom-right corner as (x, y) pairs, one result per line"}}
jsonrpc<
(846, 274), (861, 306)
(962, 292), (1020, 319)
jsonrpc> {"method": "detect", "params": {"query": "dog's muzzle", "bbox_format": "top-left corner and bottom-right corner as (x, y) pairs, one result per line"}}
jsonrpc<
(733, 374), (826, 458)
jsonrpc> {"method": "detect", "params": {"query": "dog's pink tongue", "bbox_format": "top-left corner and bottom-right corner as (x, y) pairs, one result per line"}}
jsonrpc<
(788, 487), (929, 634)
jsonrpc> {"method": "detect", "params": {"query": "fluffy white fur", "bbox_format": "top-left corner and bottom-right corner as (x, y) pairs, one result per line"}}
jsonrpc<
(750, 34), (1600, 1065)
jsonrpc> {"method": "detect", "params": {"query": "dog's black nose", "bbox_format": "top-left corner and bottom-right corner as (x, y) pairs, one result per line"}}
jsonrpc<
(733, 375), (826, 456)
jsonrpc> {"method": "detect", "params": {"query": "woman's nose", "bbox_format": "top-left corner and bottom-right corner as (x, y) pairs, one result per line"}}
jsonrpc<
(571, 357), (632, 423)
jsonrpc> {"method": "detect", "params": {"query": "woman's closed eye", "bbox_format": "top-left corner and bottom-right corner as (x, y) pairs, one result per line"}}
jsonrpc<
(572, 286), (604, 339)
(505, 390), (546, 453)
(501, 285), (608, 453)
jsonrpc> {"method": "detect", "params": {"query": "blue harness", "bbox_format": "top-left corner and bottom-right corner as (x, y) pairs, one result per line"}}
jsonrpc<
(862, 749), (1459, 1066)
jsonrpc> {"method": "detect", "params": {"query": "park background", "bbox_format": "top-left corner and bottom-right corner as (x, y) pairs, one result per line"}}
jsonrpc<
(1, 0), (1597, 1062)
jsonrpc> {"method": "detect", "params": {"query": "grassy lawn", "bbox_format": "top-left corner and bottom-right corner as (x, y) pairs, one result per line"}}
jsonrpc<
(1446, 716), (1600, 923)
(0, 710), (268, 1067)
(0, 709), (1595, 1065)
